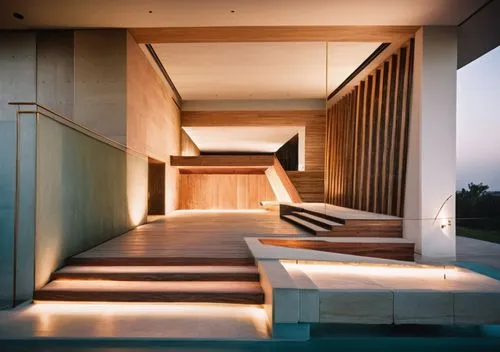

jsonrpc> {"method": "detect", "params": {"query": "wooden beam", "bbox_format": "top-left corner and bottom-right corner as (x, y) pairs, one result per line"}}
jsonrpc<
(171, 155), (274, 168)
(265, 157), (302, 203)
(130, 26), (418, 43)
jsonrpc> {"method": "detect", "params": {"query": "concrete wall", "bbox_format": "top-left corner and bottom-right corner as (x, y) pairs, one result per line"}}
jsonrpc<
(0, 32), (37, 309)
(36, 31), (74, 117)
(126, 32), (181, 212)
(35, 116), (148, 289)
(404, 27), (457, 260)
(74, 30), (128, 144)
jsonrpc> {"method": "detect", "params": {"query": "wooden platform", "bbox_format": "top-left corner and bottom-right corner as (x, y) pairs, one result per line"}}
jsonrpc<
(35, 210), (307, 305)
(280, 203), (403, 237)
(259, 239), (414, 261)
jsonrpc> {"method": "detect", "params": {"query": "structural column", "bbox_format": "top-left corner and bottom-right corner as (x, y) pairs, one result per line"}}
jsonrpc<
(404, 27), (457, 260)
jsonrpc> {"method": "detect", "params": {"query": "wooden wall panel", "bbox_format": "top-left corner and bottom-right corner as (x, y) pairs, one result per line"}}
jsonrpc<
(325, 40), (414, 217)
(126, 32), (181, 212)
(179, 174), (276, 209)
(286, 171), (324, 202)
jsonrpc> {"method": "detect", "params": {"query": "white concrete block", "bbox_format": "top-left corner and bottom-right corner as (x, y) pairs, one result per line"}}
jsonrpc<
(394, 291), (453, 324)
(300, 289), (319, 323)
(273, 288), (300, 323)
(319, 291), (393, 324)
(454, 292), (500, 325)
(285, 262), (320, 323)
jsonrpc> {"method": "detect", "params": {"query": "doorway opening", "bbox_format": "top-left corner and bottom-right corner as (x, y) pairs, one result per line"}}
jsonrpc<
(148, 157), (165, 215)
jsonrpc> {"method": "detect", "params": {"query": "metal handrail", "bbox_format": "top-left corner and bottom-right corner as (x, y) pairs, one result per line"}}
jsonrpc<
(9, 102), (149, 159)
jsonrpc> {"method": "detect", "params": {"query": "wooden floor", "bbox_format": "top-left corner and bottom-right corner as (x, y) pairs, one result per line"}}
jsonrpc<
(35, 210), (307, 304)
(71, 210), (308, 265)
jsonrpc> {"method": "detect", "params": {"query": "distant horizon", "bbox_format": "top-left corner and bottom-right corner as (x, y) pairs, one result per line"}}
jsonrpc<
(457, 45), (500, 192)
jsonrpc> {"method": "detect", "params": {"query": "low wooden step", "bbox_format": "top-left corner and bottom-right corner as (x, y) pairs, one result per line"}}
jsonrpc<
(51, 265), (259, 282)
(291, 211), (343, 230)
(281, 215), (330, 235)
(34, 280), (264, 304)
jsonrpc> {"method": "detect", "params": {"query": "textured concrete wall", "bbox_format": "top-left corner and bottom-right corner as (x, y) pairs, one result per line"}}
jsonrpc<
(74, 30), (127, 144)
(0, 32), (37, 309)
(36, 31), (75, 117)
(0, 120), (16, 309)
(35, 116), (147, 289)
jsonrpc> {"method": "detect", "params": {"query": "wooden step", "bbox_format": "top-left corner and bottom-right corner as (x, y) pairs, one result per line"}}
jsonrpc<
(298, 208), (346, 224)
(66, 257), (256, 266)
(291, 211), (343, 230)
(51, 265), (259, 282)
(34, 280), (264, 304)
(281, 204), (403, 237)
(281, 215), (330, 235)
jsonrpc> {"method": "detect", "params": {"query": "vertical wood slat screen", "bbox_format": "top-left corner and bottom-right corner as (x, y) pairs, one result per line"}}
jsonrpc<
(325, 40), (414, 217)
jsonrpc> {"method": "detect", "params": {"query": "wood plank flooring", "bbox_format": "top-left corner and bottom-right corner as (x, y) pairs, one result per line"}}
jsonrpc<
(71, 210), (308, 265)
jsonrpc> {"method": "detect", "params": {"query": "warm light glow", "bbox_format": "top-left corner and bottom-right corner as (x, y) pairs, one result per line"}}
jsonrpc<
(127, 154), (148, 226)
(283, 262), (455, 280)
(26, 302), (268, 338)
(30, 302), (265, 319)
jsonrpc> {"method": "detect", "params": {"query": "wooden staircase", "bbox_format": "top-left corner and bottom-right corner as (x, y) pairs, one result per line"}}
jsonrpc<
(280, 205), (403, 237)
(35, 260), (264, 304)
(278, 204), (414, 261)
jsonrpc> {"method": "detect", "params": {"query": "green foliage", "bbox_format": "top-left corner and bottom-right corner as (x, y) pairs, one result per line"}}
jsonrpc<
(456, 182), (500, 230)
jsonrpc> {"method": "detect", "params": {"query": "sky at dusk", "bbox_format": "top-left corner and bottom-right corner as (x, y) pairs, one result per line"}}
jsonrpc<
(457, 45), (500, 191)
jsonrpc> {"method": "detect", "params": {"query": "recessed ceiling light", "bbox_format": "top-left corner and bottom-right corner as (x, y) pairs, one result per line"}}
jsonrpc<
(13, 12), (24, 20)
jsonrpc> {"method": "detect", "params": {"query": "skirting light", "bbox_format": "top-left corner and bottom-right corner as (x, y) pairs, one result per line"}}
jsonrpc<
(30, 301), (266, 319)
(283, 262), (455, 280)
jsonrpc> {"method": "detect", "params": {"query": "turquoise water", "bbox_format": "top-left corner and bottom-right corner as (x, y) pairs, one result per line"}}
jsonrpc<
(2, 325), (500, 352)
